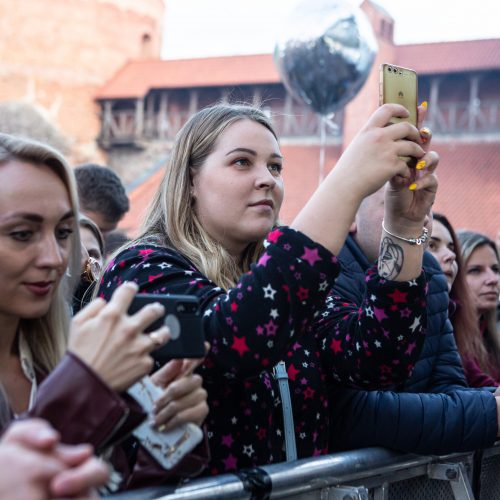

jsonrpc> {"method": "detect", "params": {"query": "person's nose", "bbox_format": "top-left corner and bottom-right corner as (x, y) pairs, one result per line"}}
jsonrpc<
(255, 163), (277, 190)
(37, 234), (65, 270)
(484, 267), (499, 287)
(441, 247), (456, 265)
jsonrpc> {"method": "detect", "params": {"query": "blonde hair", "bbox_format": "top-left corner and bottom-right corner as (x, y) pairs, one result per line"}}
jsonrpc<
(0, 133), (81, 374)
(457, 229), (500, 373)
(125, 104), (279, 290)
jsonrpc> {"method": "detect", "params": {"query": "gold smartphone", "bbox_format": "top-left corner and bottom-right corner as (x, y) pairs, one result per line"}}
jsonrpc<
(379, 63), (418, 165)
(379, 63), (418, 126)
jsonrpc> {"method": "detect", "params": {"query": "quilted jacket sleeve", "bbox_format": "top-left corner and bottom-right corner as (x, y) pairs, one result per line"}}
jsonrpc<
(329, 386), (498, 454)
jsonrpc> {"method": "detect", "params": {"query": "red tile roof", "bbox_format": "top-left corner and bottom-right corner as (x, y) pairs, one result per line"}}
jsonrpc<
(96, 39), (500, 100)
(396, 39), (500, 75)
(95, 54), (280, 100)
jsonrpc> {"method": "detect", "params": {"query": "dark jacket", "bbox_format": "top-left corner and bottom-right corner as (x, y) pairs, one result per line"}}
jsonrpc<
(328, 235), (498, 455)
(99, 227), (429, 474)
(18, 353), (208, 490)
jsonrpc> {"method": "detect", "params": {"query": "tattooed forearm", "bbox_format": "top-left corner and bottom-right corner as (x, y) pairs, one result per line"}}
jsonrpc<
(378, 237), (404, 279)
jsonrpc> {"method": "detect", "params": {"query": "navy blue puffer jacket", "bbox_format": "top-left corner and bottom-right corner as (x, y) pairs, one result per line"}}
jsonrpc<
(329, 235), (497, 454)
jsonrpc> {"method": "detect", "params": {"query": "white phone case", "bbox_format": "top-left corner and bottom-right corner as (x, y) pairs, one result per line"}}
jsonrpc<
(127, 377), (203, 470)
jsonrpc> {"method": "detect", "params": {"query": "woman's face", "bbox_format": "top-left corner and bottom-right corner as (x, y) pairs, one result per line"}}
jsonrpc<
(428, 220), (458, 291)
(465, 244), (500, 315)
(0, 160), (73, 321)
(191, 118), (284, 257)
(80, 226), (103, 279)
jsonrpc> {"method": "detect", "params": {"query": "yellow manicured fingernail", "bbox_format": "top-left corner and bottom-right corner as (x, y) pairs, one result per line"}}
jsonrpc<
(416, 160), (426, 170)
(420, 101), (428, 109)
(409, 183), (417, 191)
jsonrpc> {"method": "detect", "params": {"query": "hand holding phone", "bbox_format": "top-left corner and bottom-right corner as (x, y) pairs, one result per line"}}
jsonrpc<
(379, 63), (418, 166)
(128, 377), (203, 470)
(379, 63), (418, 126)
(127, 294), (205, 364)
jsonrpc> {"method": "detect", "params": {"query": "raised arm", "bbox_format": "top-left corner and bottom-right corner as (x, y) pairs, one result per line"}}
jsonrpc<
(292, 104), (426, 256)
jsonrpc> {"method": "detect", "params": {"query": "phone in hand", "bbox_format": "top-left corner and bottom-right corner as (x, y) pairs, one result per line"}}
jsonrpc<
(128, 377), (203, 469)
(379, 63), (418, 165)
(128, 293), (205, 364)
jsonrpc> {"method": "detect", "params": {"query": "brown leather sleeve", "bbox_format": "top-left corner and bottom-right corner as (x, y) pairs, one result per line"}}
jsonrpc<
(26, 353), (146, 452)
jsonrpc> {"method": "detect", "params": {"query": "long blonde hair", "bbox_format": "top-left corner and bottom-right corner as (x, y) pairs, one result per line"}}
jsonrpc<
(127, 104), (279, 290)
(0, 133), (81, 374)
(457, 229), (500, 374)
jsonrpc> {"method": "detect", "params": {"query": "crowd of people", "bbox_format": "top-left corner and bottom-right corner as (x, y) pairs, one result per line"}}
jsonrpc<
(0, 98), (498, 497)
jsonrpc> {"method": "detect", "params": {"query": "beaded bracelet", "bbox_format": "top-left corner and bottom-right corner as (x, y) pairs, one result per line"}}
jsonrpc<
(382, 220), (429, 246)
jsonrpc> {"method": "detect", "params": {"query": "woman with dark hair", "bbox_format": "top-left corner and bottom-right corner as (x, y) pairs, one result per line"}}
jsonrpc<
(429, 214), (499, 386)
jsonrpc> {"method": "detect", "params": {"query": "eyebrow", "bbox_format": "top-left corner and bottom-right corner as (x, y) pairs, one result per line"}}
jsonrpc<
(225, 147), (283, 159)
(1, 211), (75, 223)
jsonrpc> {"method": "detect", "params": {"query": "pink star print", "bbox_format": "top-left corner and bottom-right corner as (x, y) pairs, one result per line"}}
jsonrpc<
(267, 229), (283, 244)
(330, 339), (343, 353)
(231, 336), (250, 356)
(388, 289), (408, 303)
(405, 342), (417, 355)
(221, 434), (234, 447)
(264, 319), (278, 336)
(258, 252), (272, 267)
(223, 454), (238, 471)
(287, 364), (300, 381)
(301, 247), (322, 266)
(373, 307), (388, 322)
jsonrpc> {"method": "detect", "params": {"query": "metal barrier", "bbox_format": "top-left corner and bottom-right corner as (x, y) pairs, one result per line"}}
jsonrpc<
(110, 441), (500, 499)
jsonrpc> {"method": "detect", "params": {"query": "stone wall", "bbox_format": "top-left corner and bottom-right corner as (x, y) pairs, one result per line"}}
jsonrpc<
(0, 0), (165, 163)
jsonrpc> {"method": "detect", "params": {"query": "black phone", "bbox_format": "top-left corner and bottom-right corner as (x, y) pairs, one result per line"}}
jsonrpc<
(128, 293), (205, 363)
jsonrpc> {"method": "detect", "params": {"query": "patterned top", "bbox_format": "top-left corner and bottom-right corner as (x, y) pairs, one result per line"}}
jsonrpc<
(99, 227), (427, 474)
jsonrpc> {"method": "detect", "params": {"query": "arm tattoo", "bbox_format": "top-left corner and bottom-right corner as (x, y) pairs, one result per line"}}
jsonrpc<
(378, 236), (404, 280)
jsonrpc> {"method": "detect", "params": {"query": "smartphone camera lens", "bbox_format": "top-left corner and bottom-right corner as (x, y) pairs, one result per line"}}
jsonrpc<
(388, 67), (392, 72)
(177, 302), (199, 314)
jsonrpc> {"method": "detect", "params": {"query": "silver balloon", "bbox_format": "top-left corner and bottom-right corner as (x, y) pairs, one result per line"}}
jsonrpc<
(274, 0), (378, 116)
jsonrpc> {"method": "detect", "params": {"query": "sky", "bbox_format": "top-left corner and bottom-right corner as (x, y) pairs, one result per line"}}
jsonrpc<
(162, 0), (500, 60)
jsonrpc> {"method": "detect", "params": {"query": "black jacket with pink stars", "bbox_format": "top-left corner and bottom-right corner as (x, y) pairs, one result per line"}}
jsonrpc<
(98, 227), (428, 475)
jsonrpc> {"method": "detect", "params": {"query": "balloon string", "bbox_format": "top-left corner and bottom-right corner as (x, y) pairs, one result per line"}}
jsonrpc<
(319, 116), (326, 186)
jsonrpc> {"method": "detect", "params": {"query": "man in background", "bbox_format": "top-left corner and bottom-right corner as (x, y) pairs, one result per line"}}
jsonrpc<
(75, 163), (129, 235)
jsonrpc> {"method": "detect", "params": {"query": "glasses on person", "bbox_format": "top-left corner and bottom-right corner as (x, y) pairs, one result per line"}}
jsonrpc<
(82, 256), (101, 283)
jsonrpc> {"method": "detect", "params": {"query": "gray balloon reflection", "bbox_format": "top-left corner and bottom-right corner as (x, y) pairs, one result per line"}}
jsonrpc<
(274, 0), (378, 116)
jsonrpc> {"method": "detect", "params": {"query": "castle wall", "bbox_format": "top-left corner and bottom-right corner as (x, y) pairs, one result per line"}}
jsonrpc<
(0, 0), (164, 162)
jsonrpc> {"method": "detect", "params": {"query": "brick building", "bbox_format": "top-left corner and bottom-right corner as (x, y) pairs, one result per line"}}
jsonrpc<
(1, 0), (497, 237)
(95, 1), (500, 238)
(0, 0), (164, 160)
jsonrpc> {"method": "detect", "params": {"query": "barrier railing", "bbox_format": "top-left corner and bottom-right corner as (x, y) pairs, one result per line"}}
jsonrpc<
(110, 441), (500, 499)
